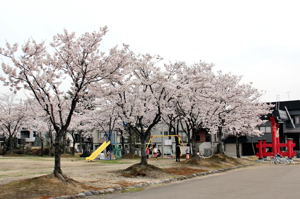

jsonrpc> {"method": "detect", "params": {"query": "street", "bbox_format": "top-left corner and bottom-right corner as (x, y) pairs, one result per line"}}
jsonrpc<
(88, 165), (300, 199)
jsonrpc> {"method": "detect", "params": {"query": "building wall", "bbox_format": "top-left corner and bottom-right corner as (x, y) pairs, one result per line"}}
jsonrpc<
(224, 143), (240, 157)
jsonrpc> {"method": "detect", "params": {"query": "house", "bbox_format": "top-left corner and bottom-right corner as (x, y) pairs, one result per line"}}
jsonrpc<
(224, 100), (300, 157)
(18, 128), (36, 144)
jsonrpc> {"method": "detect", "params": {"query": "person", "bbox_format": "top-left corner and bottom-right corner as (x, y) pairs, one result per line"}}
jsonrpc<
(176, 144), (181, 162)
(152, 144), (158, 159)
(157, 149), (162, 158)
(185, 144), (190, 160)
(146, 146), (150, 159)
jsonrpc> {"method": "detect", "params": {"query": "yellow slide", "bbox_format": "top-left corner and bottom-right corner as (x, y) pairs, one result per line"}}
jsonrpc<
(85, 141), (111, 161)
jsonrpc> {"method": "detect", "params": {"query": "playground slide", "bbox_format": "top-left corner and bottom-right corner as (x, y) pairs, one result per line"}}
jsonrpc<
(85, 141), (111, 161)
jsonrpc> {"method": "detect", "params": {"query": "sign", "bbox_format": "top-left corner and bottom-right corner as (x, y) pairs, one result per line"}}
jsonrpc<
(164, 139), (172, 145)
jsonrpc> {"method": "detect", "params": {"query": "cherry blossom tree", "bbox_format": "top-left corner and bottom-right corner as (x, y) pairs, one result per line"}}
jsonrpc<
(87, 98), (122, 138)
(175, 62), (216, 157)
(204, 72), (244, 154)
(0, 94), (28, 154)
(26, 102), (56, 156)
(85, 99), (124, 159)
(0, 28), (131, 180)
(24, 100), (50, 156)
(170, 64), (272, 158)
(218, 83), (272, 158)
(108, 54), (176, 165)
(207, 72), (272, 155)
(26, 103), (56, 156)
(160, 62), (185, 138)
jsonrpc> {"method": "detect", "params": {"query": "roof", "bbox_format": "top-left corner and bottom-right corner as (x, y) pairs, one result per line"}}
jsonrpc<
(271, 100), (300, 111)
(224, 133), (272, 143)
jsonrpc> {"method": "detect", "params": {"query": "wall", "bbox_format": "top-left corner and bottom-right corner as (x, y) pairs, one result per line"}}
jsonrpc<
(224, 143), (240, 157)
(198, 142), (218, 157)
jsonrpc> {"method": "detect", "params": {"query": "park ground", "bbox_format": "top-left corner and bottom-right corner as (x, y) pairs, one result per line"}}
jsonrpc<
(0, 155), (282, 199)
(94, 164), (300, 199)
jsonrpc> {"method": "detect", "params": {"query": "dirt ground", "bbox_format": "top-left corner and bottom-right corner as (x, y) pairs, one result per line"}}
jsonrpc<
(0, 155), (256, 198)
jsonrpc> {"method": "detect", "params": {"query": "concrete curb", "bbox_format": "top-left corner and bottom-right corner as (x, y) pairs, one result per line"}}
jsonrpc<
(49, 164), (253, 199)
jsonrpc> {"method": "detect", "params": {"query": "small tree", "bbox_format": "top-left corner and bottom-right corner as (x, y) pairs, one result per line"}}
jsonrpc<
(0, 94), (28, 154)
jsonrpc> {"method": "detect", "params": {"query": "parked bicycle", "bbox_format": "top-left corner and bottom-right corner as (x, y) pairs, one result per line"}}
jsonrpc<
(271, 154), (294, 165)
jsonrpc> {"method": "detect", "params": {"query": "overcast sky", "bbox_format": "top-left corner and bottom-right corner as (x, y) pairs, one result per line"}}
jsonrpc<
(1, 0), (299, 102)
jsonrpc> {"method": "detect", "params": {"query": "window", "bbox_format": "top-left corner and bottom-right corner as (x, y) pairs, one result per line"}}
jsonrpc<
(294, 116), (300, 125)
(20, 130), (30, 138)
(259, 126), (265, 132)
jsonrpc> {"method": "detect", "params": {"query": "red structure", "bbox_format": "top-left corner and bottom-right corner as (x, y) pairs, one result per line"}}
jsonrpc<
(256, 116), (296, 159)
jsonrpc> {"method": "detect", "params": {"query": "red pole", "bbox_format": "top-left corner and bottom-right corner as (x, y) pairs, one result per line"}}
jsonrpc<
(287, 138), (295, 158)
(257, 140), (263, 159)
(270, 116), (278, 156)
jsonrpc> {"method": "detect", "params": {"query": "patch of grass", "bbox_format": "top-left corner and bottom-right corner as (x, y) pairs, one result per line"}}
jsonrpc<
(0, 155), (48, 161)
(122, 154), (140, 159)
(122, 187), (144, 193)
(96, 160), (130, 164)
(0, 157), (14, 159)
(1, 154), (84, 161)
(66, 157), (85, 162)
(14, 156), (53, 161)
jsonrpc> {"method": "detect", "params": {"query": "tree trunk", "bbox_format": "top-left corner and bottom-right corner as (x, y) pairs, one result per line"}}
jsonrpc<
(216, 127), (224, 154)
(3, 141), (7, 155)
(187, 133), (192, 154)
(191, 128), (198, 158)
(72, 139), (76, 156)
(140, 134), (148, 165)
(79, 133), (83, 153)
(62, 134), (67, 154)
(128, 127), (135, 155)
(7, 136), (14, 154)
(53, 132), (66, 181)
(251, 137), (256, 155)
(40, 138), (44, 156)
(70, 132), (76, 156)
(180, 120), (192, 154)
(120, 131), (125, 156)
(48, 132), (54, 156)
(236, 136), (241, 158)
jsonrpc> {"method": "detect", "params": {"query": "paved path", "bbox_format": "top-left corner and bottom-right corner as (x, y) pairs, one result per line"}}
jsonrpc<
(87, 165), (300, 199)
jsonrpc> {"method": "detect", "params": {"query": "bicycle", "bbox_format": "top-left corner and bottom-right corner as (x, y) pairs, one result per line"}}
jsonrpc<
(271, 154), (294, 165)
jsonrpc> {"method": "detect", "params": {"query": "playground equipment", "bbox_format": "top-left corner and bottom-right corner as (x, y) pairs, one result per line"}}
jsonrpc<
(147, 135), (182, 147)
(86, 141), (111, 161)
(112, 145), (122, 159)
(256, 116), (296, 159)
(146, 135), (182, 158)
